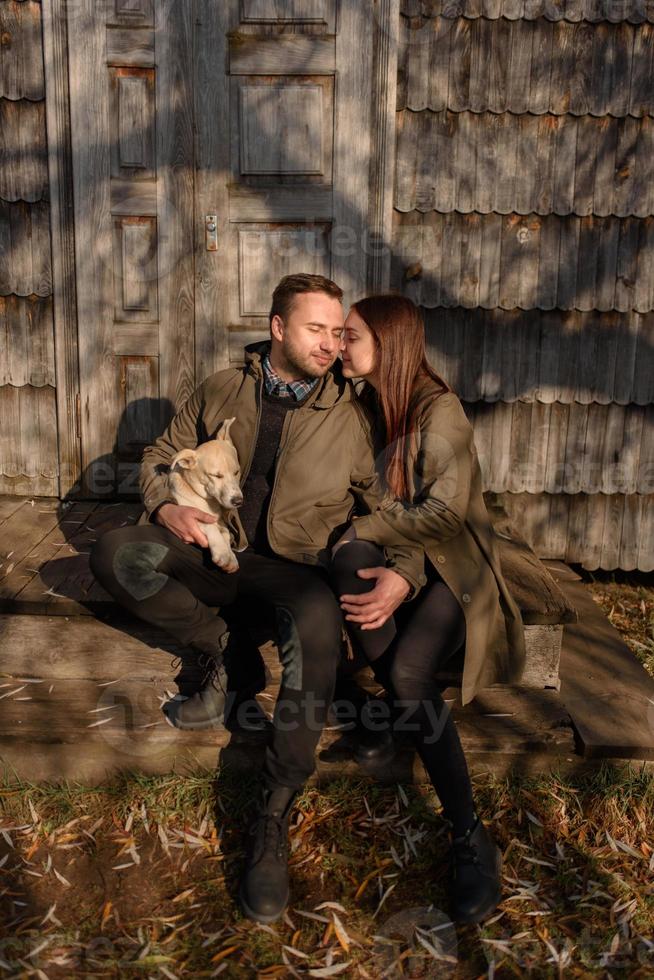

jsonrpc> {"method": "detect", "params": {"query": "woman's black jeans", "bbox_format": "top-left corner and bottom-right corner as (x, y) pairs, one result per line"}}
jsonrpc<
(329, 540), (476, 835)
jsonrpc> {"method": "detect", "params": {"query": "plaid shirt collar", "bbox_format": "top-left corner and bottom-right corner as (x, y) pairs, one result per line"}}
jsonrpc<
(262, 352), (320, 401)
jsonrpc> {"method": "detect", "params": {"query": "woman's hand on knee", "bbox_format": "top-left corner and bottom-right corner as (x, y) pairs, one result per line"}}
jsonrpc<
(340, 567), (410, 630)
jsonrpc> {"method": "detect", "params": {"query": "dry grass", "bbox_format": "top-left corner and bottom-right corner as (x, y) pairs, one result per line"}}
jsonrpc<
(1, 572), (653, 977)
(582, 567), (654, 679)
(0, 761), (653, 978)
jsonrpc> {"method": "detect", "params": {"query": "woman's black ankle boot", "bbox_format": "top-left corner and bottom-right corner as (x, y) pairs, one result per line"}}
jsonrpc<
(447, 812), (502, 924)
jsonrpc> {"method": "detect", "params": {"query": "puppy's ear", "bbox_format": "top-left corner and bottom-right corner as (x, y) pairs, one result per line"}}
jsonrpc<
(171, 449), (198, 470)
(216, 417), (236, 441)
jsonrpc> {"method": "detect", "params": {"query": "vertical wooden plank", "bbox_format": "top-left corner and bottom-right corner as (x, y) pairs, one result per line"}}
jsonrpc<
(635, 215), (654, 314)
(452, 107), (477, 214)
(637, 404), (654, 494)
(593, 117), (618, 218)
(514, 114), (538, 215)
(613, 310), (639, 405)
(332, 0), (374, 308)
(629, 22), (654, 118)
(544, 403), (570, 493)
(461, 307), (485, 401)
(459, 212), (482, 308)
(475, 114), (499, 214)
(552, 113), (577, 216)
(508, 402), (531, 492)
(536, 309), (561, 403)
(573, 114), (597, 217)
(564, 402), (589, 494)
(493, 111), (518, 215)
(613, 116), (639, 219)
(583, 493), (607, 571)
(156, 0), (195, 401)
(595, 216), (619, 312)
(195, 0), (230, 373)
(599, 494), (624, 571)
(633, 312), (654, 404)
(556, 216), (581, 310)
(637, 495), (654, 572)
(480, 308), (502, 401)
(528, 16), (553, 115)
(368, 0), (400, 292)
(67, 0), (119, 495)
(507, 20), (532, 115)
(617, 403), (643, 494)
(419, 212), (444, 308)
(427, 14), (452, 112)
(591, 311), (618, 404)
(488, 400), (512, 491)
(576, 216), (601, 313)
(468, 17), (490, 112)
(447, 18), (471, 113)
(619, 492), (641, 571)
(615, 217), (639, 313)
(478, 212), (501, 309)
(437, 211), (462, 307)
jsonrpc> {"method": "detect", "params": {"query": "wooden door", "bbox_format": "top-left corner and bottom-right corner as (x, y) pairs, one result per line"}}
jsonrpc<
(66, 0), (394, 497)
(194, 0), (383, 369)
(67, 0), (195, 498)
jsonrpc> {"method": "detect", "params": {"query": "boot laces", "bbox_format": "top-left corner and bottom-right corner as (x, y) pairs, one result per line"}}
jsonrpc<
(250, 811), (288, 861)
(452, 819), (481, 866)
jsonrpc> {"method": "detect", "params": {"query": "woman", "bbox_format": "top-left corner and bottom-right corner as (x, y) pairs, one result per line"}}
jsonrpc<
(329, 294), (526, 925)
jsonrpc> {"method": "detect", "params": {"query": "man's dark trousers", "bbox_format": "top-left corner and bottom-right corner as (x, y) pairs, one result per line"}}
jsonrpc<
(90, 523), (343, 789)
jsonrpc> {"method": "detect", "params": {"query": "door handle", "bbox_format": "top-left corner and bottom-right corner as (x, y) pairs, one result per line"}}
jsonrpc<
(205, 214), (218, 251)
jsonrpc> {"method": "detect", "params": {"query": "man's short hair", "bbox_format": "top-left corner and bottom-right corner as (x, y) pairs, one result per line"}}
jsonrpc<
(269, 273), (343, 327)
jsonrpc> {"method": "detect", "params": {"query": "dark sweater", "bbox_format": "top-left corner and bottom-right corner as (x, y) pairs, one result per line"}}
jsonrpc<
(238, 389), (308, 555)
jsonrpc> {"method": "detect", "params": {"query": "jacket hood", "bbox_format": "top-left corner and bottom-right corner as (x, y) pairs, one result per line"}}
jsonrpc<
(243, 339), (352, 409)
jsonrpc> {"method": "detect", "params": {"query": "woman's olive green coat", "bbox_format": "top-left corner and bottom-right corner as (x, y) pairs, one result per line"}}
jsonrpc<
(352, 388), (527, 706)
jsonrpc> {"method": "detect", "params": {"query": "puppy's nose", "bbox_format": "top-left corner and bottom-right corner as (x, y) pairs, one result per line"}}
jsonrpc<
(230, 493), (243, 508)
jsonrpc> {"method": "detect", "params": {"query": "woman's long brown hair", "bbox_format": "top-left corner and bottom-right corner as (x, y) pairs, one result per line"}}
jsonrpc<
(351, 294), (451, 501)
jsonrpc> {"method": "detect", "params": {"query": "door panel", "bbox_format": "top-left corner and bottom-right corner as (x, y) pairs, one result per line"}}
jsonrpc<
(68, 0), (194, 497)
(196, 0), (375, 365)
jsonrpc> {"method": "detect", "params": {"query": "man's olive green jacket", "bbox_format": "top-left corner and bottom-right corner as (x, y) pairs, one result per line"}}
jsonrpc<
(353, 387), (527, 706)
(137, 342), (426, 594)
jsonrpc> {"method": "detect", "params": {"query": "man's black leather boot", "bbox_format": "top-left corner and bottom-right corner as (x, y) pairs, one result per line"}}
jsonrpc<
(239, 784), (298, 923)
(447, 812), (502, 923)
(164, 639), (230, 731)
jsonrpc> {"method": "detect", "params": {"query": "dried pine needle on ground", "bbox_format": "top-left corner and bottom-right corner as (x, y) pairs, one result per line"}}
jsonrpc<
(0, 762), (652, 978)
(1, 571), (653, 977)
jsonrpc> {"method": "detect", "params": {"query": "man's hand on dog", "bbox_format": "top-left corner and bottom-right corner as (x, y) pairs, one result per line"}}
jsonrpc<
(155, 502), (217, 549)
(340, 567), (410, 630)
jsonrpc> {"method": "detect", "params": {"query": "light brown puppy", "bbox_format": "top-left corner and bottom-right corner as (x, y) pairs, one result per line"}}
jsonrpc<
(168, 418), (243, 573)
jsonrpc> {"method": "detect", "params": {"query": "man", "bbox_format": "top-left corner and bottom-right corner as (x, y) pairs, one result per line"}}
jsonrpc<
(90, 273), (426, 924)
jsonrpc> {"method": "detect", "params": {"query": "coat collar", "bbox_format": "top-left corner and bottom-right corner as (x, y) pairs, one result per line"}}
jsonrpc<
(243, 340), (351, 410)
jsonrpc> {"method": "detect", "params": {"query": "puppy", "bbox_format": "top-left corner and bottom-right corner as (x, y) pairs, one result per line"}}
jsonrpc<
(168, 417), (243, 573)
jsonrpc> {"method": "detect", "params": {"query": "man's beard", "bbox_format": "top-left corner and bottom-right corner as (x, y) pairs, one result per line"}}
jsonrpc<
(278, 337), (335, 379)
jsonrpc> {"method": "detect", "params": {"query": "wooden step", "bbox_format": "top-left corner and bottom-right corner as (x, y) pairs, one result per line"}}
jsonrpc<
(0, 612), (582, 784)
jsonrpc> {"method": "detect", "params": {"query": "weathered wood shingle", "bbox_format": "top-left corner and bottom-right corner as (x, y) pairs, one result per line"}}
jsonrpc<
(422, 307), (654, 404)
(0, 382), (58, 496)
(0, 98), (48, 201)
(497, 491), (654, 571)
(397, 18), (654, 115)
(0, 1), (44, 101)
(400, 0), (654, 24)
(395, 110), (654, 216)
(462, 400), (653, 494)
(0, 295), (54, 385)
(392, 211), (654, 311)
(0, 199), (51, 295)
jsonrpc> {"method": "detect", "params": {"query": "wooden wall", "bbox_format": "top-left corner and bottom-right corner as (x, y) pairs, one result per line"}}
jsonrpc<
(0, 0), (57, 495)
(393, 0), (654, 570)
